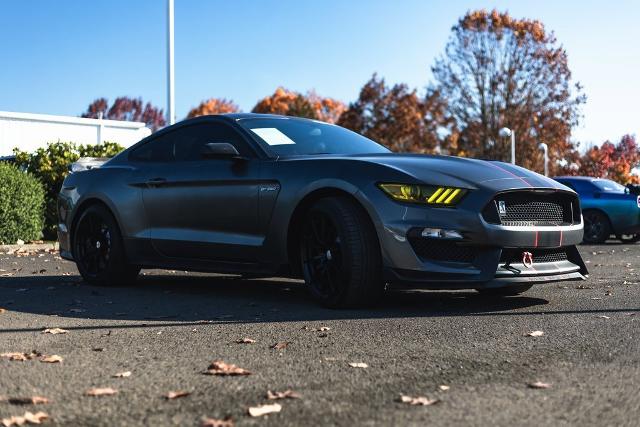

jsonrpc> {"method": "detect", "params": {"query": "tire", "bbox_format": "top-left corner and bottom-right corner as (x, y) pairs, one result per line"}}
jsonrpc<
(299, 197), (383, 308)
(72, 204), (140, 286)
(617, 234), (640, 243)
(583, 210), (611, 244)
(476, 284), (533, 296)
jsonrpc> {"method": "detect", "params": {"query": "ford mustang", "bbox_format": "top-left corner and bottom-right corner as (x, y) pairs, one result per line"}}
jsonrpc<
(57, 114), (588, 307)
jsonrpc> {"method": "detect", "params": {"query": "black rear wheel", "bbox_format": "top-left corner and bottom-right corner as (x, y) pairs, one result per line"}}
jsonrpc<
(617, 234), (640, 243)
(300, 197), (383, 308)
(583, 210), (611, 244)
(73, 204), (139, 286)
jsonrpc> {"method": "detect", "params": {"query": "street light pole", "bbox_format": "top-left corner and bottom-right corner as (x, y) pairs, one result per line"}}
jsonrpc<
(510, 131), (515, 165)
(499, 127), (516, 164)
(167, 0), (175, 125)
(539, 143), (549, 177)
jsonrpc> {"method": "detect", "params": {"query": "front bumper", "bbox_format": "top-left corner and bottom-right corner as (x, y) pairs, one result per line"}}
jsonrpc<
(365, 187), (588, 289)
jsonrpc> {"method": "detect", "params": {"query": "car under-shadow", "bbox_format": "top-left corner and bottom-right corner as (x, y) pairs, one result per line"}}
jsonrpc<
(0, 272), (558, 331)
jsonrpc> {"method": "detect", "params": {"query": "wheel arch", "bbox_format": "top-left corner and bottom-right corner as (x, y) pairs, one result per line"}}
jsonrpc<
(285, 187), (381, 277)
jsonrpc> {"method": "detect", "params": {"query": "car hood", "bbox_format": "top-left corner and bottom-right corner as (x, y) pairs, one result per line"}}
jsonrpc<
(304, 153), (568, 192)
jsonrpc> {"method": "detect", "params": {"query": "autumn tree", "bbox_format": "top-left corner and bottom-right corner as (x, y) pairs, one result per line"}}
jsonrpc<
(82, 96), (166, 131)
(431, 9), (585, 174)
(252, 87), (345, 123)
(337, 74), (443, 153)
(186, 98), (240, 118)
(564, 135), (640, 184)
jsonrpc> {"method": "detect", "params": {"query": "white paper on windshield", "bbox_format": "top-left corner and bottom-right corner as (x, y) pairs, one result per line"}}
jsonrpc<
(250, 127), (296, 145)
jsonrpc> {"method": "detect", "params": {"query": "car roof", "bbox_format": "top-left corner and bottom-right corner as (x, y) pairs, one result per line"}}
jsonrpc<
(554, 176), (600, 181)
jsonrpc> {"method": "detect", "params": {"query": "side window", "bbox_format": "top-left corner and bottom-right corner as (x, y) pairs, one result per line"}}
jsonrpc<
(173, 122), (252, 161)
(130, 131), (175, 162)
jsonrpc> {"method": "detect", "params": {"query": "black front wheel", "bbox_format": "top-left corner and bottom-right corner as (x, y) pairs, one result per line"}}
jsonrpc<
(583, 210), (611, 244)
(73, 204), (139, 286)
(300, 197), (383, 308)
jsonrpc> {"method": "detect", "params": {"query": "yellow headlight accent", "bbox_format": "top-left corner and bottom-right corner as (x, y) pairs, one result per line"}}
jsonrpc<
(435, 188), (453, 203)
(378, 183), (466, 206)
(443, 188), (461, 204)
(427, 187), (444, 203)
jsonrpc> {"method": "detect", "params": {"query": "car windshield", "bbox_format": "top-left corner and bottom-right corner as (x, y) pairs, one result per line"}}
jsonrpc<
(592, 179), (626, 192)
(238, 117), (391, 157)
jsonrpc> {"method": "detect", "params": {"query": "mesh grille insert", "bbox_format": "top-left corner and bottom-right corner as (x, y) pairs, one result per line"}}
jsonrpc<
(408, 237), (478, 263)
(500, 248), (568, 264)
(483, 191), (578, 226)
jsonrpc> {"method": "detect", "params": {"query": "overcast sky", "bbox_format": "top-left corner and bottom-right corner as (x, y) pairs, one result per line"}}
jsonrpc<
(1, 0), (638, 148)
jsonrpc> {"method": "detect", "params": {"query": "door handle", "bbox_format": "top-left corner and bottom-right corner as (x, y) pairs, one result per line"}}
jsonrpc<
(146, 177), (167, 187)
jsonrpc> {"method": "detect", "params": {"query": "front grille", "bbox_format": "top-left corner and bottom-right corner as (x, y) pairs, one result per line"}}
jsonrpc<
(408, 237), (478, 263)
(500, 248), (568, 264)
(482, 191), (579, 226)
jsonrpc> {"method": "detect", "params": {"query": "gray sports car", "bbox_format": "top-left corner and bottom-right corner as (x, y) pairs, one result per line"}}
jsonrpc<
(57, 114), (588, 307)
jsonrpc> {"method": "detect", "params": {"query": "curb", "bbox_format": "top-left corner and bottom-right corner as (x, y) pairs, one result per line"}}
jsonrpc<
(0, 242), (59, 253)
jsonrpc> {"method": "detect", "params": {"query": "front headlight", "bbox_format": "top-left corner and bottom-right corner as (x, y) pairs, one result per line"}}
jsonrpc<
(377, 183), (467, 206)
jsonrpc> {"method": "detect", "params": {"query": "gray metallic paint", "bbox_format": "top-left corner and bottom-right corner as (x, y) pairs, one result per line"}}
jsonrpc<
(58, 114), (587, 289)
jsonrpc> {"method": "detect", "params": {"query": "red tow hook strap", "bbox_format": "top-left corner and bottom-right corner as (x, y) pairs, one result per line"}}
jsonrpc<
(534, 230), (539, 248)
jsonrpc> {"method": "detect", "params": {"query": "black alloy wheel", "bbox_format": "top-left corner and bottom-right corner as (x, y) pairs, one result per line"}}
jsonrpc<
(583, 210), (611, 244)
(73, 204), (139, 286)
(300, 197), (383, 308)
(75, 211), (112, 277)
(301, 210), (344, 300)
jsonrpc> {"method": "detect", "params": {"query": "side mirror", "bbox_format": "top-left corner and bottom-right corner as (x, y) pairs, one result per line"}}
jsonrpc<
(201, 142), (240, 159)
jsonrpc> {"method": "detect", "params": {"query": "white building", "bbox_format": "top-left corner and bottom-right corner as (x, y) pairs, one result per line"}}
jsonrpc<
(0, 111), (151, 157)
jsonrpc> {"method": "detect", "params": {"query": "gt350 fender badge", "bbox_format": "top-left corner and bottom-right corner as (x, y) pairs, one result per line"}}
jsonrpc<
(522, 251), (533, 268)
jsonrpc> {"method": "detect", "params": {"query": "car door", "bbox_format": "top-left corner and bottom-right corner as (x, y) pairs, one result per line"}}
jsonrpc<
(131, 120), (261, 262)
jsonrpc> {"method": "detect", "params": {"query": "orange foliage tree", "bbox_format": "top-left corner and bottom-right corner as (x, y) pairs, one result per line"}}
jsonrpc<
(186, 98), (240, 118)
(563, 135), (640, 184)
(252, 87), (345, 123)
(337, 74), (444, 153)
(431, 9), (585, 174)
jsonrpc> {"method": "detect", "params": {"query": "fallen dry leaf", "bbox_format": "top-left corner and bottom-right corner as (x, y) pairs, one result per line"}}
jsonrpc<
(528, 381), (552, 389)
(42, 328), (68, 335)
(112, 371), (131, 378)
(40, 355), (62, 364)
(270, 342), (289, 350)
(248, 403), (282, 417)
(348, 362), (368, 368)
(200, 416), (234, 427)
(7, 396), (49, 405)
(86, 387), (117, 397)
(204, 361), (251, 376)
(266, 390), (301, 400)
(164, 390), (190, 400)
(236, 338), (256, 344)
(526, 330), (544, 337)
(1, 411), (49, 426)
(398, 395), (440, 406)
(1, 352), (39, 362)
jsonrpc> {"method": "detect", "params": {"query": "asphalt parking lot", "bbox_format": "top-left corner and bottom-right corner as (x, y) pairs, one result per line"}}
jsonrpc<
(0, 244), (638, 426)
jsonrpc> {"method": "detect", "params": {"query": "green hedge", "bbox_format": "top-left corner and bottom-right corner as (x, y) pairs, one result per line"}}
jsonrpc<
(13, 141), (124, 239)
(0, 162), (45, 244)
